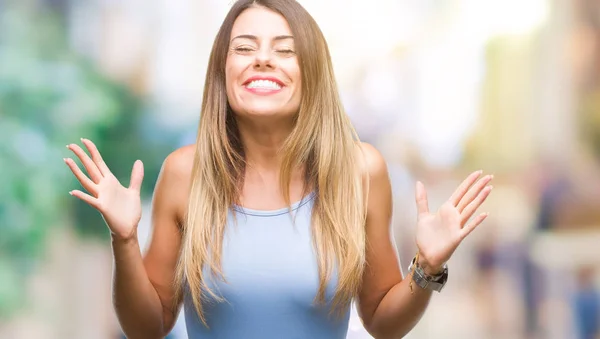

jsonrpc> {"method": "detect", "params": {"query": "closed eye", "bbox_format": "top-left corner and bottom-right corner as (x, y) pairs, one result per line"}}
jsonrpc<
(234, 47), (255, 52)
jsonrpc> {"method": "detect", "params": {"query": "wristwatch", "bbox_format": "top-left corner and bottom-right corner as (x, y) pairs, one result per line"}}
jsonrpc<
(408, 255), (448, 292)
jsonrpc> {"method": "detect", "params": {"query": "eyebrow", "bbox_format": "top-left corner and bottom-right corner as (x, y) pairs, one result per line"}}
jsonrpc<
(230, 34), (294, 43)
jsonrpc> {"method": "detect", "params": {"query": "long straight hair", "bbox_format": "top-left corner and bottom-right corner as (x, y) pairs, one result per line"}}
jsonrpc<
(174, 0), (368, 326)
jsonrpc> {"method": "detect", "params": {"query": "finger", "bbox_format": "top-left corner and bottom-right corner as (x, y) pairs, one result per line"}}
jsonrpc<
(64, 158), (98, 196)
(461, 212), (489, 239)
(449, 170), (483, 206)
(461, 185), (493, 226)
(67, 143), (103, 183)
(415, 181), (429, 217)
(457, 175), (493, 213)
(81, 138), (111, 176)
(69, 190), (100, 209)
(129, 160), (144, 192)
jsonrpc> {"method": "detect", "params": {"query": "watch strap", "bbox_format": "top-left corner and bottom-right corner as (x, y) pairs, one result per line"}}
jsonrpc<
(408, 255), (448, 292)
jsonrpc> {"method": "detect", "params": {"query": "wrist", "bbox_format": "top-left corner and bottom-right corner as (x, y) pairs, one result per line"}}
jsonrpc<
(111, 232), (139, 247)
(408, 253), (449, 293)
(417, 256), (445, 276)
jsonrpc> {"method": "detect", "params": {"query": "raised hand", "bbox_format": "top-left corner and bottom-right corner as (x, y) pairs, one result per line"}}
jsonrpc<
(64, 138), (144, 241)
(414, 170), (493, 274)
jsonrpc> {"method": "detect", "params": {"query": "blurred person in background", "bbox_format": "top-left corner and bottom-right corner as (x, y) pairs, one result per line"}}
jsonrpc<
(573, 267), (600, 339)
(63, 0), (493, 338)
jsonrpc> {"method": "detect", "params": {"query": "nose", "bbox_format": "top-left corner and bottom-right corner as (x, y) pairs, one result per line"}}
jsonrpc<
(253, 46), (275, 70)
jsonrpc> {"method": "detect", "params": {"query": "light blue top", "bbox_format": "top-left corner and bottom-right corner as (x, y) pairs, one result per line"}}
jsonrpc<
(183, 192), (351, 338)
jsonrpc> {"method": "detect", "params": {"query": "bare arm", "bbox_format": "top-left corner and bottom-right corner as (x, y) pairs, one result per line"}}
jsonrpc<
(356, 143), (431, 338)
(111, 236), (167, 338)
(65, 140), (192, 339)
(356, 143), (492, 338)
(113, 148), (191, 338)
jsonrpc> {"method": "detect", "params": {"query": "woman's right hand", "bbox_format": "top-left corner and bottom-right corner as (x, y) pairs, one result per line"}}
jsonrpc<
(64, 138), (144, 242)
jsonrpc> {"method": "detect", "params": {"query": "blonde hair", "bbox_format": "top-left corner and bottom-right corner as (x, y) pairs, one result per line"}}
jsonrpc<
(175, 0), (368, 326)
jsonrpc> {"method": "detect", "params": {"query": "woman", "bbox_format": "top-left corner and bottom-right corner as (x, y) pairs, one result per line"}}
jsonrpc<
(64, 0), (493, 338)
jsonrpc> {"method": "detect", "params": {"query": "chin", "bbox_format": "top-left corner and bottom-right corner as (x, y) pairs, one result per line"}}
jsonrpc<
(242, 110), (294, 121)
(236, 104), (297, 119)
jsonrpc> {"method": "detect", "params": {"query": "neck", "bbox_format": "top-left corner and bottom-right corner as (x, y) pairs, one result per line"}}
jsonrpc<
(236, 115), (295, 172)
(235, 115), (310, 200)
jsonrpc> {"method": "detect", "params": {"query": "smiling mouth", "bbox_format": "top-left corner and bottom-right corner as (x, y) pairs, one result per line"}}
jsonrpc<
(243, 79), (284, 95)
(244, 79), (283, 90)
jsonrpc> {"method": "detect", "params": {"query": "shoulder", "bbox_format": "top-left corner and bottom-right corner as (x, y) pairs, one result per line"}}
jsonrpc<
(155, 144), (196, 208)
(161, 144), (196, 181)
(153, 144), (197, 222)
(356, 142), (389, 182)
(356, 142), (392, 216)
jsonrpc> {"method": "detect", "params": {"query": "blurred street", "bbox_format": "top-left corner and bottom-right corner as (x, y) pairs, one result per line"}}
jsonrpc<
(1, 0), (599, 338)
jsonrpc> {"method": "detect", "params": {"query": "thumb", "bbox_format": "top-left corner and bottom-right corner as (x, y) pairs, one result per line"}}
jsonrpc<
(129, 160), (144, 192)
(415, 181), (429, 217)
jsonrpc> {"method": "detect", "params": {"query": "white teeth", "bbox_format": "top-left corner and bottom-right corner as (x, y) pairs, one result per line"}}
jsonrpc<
(246, 80), (282, 90)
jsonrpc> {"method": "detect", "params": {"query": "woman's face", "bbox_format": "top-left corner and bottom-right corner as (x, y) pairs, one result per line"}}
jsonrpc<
(225, 6), (302, 119)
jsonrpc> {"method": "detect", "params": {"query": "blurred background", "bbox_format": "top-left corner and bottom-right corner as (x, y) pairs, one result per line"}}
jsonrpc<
(1, 0), (599, 338)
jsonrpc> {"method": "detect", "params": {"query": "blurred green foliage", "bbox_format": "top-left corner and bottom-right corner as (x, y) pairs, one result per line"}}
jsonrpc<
(0, 2), (177, 318)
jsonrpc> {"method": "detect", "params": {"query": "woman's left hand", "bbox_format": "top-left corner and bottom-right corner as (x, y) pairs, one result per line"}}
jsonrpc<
(414, 170), (494, 275)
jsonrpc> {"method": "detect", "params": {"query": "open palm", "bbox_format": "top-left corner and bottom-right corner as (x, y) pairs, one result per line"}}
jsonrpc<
(414, 171), (493, 273)
(64, 138), (144, 241)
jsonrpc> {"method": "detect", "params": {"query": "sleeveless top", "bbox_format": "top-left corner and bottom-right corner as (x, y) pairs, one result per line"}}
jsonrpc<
(183, 192), (351, 338)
